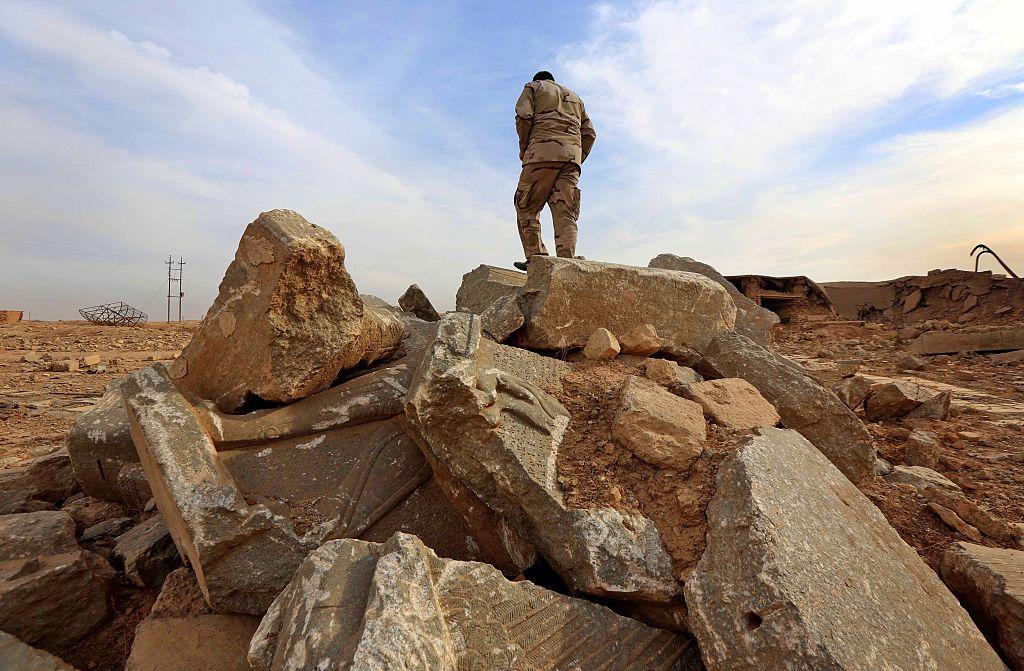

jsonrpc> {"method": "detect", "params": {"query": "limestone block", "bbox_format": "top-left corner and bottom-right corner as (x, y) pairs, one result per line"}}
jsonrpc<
(455, 264), (527, 314)
(910, 327), (1024, 355)
(67, 386), (138, 501)
(612, 376), (706, 470)
(832, 374), (872, 410)
(680, 378), (780, 430)
(618, 323), (661, 356)
(864, 380), (930, 421)
(398, 283), (440, 321)
(583, 327), (620, 360)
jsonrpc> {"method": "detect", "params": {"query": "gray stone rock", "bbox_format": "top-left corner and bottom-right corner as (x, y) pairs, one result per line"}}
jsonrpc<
(0, 511), (114, 651)
(885, 465), (962, 495)
(864, 380), (930, 421)
(478, 292), (525, 342)
(67, 385), (138, 502)
(116, 463), (153, 513)
(516, 257), (736, 356)
(113, 516), (182, 587)
(249, 533), (703, 671)
(0, 631), (78, 670)
(649, 254), (778, 349)
(904, 429), (941, 468)
(684, 427), (1004, 671)
(700, 332), (875, 483)
(398, 283), (441, 321)
(455, 264), (527, 314)
(908, 390), (952, 420)
(0, 448), (77, 506)
(832, 374), (873, 410)
(167, 209), (404, 412)
(61, 497), (126, 533)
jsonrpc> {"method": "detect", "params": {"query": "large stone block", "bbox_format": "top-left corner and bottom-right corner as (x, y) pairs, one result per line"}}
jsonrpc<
(700, 332), (875, 483)
(612, 375), (706, 470)
(455, 264), (527, 314)
(941, 542), (1024, 670)
(0, 631), (77, 671)
(249, 533), (703, 671)
(67, 386), (138, 501)
(123, 362), (496, 614)
(649, 254), (778, 349)
(910, 327), (1024, 355)
(515, 257), (736, 355)
(406, 313), (681, 605)
(679, 378), (780, 430)
(168, 209), (403, 412)
(0, 448), (77, 513)
(684, 427), (1003, 671)
(0, 511), (114, 651)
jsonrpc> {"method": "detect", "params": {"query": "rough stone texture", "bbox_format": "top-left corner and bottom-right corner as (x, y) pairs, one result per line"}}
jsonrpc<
(0, 632), (78, 671)
(619, 323), (662, 356)
(0, 490), (54, 515)
(116, 463), (153, 512)
(898, 352), (927, 370)
(908, 390), (952, 420)
(835, 359), (861, 377)
(455, 264), (527, 315)
(904, 429), (941, 468)
(0, 511), (114, 651)
(67, 386), (138, 502)
(168, 209), (404, 412)
(249, 533), (703, 671)
(613, 376), (706, 470)
(126, 568), (259, 671)
(916, 486), (1022, 545)
(929, 503), (983, 542)
(62, 497), (126, 532)
(684, 427), (1004, 671)
(398, 283), (441, 321)
(941, 542), (1024, 670)
(991, 349), (1024, 363)
(832, 374), (873, 410)
(649, 254), (778, 349)
(700, 332), (875, 483)
(124, 362), (494, 614)
(583, 327), (620, 360)
(644, 358), (703, 391)
(478, 292), (525, 342)
(113, 515), (181, 587)
(885, 465), (962, 495)
(0, 448), (77, 510)
(910, 327), (1024, 355)
(406, 313), (681, 603)
(864, 380), (930, 420)
(516, 257), (736, 356)
(680, 378), (780, 431)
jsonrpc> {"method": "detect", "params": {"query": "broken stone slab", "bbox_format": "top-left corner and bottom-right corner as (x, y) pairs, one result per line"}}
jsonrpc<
(700, 332), (875, 483)
(910, 327), (1024, 355)
(929, 503), (983, 542)
(0, 448), (77, 507)
(398, 283), (441, 321)
(406, 312), (681, 604)
(0, 631), (78, 671)
(941, 542), (1024, 670)
(908, 389), (951, 420)
(67, 385), (138, 502)
(455, 264), (527, 314)
(864, 379), (931, 421)
(644, 358), (703, 391)
(0, 490), (54, 515)
(832, 374), (873, 410)
(903, 429), (940, 468)
(124, 363), (498, 614)
(126, 568), (259, 671)
(583, 327), (620, 360)
(612, 375), (706, 470)
(619, 323), (661, 356)
(885, 465), (962, 495)
(116, 462), (152, 512)
(516, 257), (736, 356)
(898, 352), (927, 370)
(649, 254), (778, 349)
(168, 209), (404, 412)
(478, 291), (525, 342)
(0, 511), (114, 651)
(684, 427), (1004, 671)
(61, 497), (126, 533)
(249, 533), (703, 671)
(991, 349), (1024, 363)
(113, 515), (181, 587)
(680, 378), (780, 431)
(919, 487), (1023, 545)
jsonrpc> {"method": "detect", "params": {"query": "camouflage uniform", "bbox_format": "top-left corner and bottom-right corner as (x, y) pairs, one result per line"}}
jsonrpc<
(514, 79), (596, 259)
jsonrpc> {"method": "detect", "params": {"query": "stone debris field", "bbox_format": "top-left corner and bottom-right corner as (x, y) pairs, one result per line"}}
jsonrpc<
(2, 209), (1024, 670)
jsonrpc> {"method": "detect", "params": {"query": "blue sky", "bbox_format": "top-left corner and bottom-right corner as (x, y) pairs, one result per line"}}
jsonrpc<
(2, 1), (1024, 319)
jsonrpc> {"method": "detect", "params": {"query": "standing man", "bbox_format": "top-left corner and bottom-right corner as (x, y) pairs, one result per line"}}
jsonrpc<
(513, 71), (596, 271)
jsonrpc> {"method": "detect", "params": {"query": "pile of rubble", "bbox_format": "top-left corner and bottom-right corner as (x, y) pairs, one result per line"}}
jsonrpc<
(2, 209), (1023, 670)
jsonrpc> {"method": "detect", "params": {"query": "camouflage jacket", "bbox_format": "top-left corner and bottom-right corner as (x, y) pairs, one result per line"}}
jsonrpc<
(515, 80), (596, 166)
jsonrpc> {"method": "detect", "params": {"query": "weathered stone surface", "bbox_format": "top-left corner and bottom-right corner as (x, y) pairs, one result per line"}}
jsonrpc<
(406, 313), (681, 603)
(991, 349), (1024, 363)
(898, 352), (927, 370)
(904, 429), (941, 468)
(680, 378), (780, 430)
(61, 497), (126, 532)
(0, 511), (114, 651)
(929, 503), (983, 542)
(910, 327), (1024, 354)
(583, 327), (620, 360)
(67, 386), (138, 502)
(398, 283), (441, 321)
(0, 490), (53, 515)
(701, 332), (875, 483)
(455, 264), (527, 314)
(116, 463), (153, 512)
(832, 374), (873, 410)
(941, 542), (1024, 670)
(249, 533), (702, 671)
(649, 254), (778, 349)
(613, 376), (706, 470)
(80, 516), (134, 542)
(618, 323), (661, 356)
(864, 380), (930, 420)
(168, 209), (404, 412)
(908, 389), (951, 420)
(885, 465), (962, 495)
(644, 358), (703, 390)
(684, 427), (1004, 671)
(835, 359), (861, 377)
(0, 449), (77, 516)
(124, 362), (494, 614)
(113, 516), (181, 587)
(126, 568), (259, 671)
(517, 257), (736, 356)
(917, 486), (1023, 545)
(0, 631), (78, 671)
(478, 292), (525, 342)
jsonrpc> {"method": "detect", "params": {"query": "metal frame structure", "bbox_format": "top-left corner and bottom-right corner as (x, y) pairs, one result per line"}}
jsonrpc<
(79, 302), (148, 326)
(971, 244), (1019, 278)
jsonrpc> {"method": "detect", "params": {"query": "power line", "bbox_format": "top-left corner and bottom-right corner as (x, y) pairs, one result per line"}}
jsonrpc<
(0, 238), (157, 262)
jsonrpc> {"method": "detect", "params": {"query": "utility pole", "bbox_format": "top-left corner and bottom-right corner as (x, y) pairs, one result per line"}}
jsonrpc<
(165, 256), (185, 323)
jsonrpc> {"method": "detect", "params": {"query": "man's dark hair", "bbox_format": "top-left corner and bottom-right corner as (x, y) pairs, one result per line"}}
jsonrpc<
(533, 71), (554, 82)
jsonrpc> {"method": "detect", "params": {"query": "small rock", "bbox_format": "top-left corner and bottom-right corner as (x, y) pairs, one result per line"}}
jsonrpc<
(832, 375), (873, 410)
(113, 516), (182, 587)
(864, 380), (928, 421)
(908, 390), (951, 421)
(643, 359), (702, 390)
(897, 353), (927, 371)
(61, 497), (127, 533)
(835, 359), (861, 377)
(81, 354), (101, 367)
(904, 430), (941, 469)
(885, 465), (962, 496)
(929, 503), (982, 542)
(117, 463), (153, 513)
(49, 360), (78, 372)
(875, 458), (893, 476)
(397, 284), (441, 322)
(612, 375), (706, 470)
(680, 378), (780, 431)
(20, 352), (42, 363)
(583, 328), (620, 360)
(903, 290), (923, 312)
(617, 324), (661, 356)
(80, 516), (135, 543)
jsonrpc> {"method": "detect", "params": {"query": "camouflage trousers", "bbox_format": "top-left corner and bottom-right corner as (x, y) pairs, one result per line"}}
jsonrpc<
(514, 161), (581, 259)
